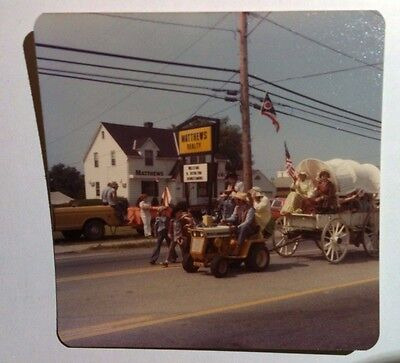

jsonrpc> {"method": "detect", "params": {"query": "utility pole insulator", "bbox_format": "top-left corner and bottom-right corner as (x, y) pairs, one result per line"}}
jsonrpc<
(239, 12), (253, 191)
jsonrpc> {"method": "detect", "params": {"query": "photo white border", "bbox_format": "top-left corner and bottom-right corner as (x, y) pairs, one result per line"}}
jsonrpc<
(1, 1), (399, 362)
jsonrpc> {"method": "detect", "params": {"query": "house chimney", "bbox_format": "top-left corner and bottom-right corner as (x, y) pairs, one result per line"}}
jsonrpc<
(144, 122), (153, 128)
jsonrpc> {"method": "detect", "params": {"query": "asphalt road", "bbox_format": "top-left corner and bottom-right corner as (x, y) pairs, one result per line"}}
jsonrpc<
(54, 240), (379, 353)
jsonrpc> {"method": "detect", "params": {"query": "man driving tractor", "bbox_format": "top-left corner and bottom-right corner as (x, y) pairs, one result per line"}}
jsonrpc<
(221, 191), (260, 255)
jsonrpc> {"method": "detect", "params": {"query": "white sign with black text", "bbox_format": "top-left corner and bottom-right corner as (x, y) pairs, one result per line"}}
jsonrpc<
(183, 163), (208, 183)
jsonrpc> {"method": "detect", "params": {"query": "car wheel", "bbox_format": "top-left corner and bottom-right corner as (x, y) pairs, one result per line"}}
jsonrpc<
(182, 253), (199, 273)
(83, 219), (105, 240)
(210, 256), (229, 278)
(245, 244), (270, 272)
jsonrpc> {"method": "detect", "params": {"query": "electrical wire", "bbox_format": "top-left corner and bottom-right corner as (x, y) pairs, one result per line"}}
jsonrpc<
(275, 109), (380, 141)
(38, 66), (237, 93)
(36, 43), (380, 123)
(38, 71), (238, 103)
(249, 12), (383, 71)
(90, 13), (237, 35)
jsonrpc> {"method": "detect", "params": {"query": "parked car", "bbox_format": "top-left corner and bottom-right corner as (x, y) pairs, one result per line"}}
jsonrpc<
(270, 197), (285, 220)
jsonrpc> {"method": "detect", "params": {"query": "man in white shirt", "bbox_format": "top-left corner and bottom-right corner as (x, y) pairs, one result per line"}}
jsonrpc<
(101, 182), (112, 205)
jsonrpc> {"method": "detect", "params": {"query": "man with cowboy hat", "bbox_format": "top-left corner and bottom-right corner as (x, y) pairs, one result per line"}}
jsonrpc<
(249, 186), (271, 234)
(221, 191), (259, 254)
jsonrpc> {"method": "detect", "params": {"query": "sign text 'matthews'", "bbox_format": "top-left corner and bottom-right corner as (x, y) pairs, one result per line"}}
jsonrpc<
(178, 126), (212, 155)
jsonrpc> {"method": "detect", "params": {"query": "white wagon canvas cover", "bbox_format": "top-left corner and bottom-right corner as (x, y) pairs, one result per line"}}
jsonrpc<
(296, 158), (380, 196)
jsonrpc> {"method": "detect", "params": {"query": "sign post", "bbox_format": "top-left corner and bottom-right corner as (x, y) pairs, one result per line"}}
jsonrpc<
(175, 116), (220, 213)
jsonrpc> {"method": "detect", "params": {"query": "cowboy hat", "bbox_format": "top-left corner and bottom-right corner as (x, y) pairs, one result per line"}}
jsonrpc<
(233, 191), (248, 201)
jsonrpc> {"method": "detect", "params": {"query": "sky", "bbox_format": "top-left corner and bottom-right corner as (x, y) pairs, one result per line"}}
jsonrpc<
(34, 11), (384, 179)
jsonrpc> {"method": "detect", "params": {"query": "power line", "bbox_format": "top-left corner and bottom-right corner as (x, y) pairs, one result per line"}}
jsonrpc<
(250, 93), (380, 131)
(249, 12), (383, 71)
(267, 92), (381, 129)
(38, 66), (237, 93)
(38, 56), (241, 85)
(38, 71), (238, 104)
(277, 102), (380, 133)
(270, 62), (383, 83)
(275, 109), (380, 141)
(249, 73), (381, 124)
(39, 55), (381, 129)
(36, 42), (239, 74)
(90, 13), (237, 35)
(36, 42), (380, 123)
(247, 12), (271, 36)
(42, 13), (232, 146)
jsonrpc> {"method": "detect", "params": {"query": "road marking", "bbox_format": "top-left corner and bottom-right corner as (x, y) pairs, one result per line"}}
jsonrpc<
(60, 315), (153, 342)
(58, 277), (378, 343)
(57, 265), (181, 283)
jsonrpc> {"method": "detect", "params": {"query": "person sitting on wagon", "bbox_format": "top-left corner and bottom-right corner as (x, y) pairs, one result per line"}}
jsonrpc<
(281, 171), (315, 215)
(221, 192), (259, 255)
(249, 187), (272, 236)
(312, 170), (338, 214)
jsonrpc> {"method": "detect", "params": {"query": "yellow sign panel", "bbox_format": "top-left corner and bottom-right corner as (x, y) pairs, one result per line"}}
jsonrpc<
(178, 126), (212, 155)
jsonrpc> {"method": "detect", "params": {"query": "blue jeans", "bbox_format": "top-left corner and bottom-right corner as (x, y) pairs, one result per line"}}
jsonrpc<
(150, 229), (171, 263)
(237, 224), (259, 246)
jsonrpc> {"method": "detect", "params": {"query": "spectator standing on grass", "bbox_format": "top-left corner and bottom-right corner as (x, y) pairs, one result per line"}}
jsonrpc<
(149, 207), (171, 265)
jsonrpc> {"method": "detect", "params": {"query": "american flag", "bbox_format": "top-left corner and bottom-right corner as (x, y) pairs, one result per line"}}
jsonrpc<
(284, 142), (297, 180)
(261, 92), (280, 132)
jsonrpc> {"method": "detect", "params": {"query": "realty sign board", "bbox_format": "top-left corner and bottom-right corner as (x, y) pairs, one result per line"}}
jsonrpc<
(183, 163), (208, 183)
(178, 126), (213, 155)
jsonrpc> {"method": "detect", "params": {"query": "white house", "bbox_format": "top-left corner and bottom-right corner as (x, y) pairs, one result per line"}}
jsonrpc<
(237, 169), (276, 197)
(83, 121), (227, 206)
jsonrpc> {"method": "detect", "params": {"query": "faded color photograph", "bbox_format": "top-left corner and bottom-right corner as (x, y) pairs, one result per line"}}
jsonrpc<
(33, 11), (382, 352)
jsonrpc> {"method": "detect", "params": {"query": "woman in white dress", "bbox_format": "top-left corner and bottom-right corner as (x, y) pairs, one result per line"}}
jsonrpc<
(281, 172), (315, 215)
(137, 194), (152, 238)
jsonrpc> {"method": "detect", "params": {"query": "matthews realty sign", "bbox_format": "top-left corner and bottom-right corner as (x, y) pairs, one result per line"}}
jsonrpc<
(183, 163), (208, 182)
(178, 126), (213, 155)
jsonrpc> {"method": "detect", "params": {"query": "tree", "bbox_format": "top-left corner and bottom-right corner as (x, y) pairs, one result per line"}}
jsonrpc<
(218, 117), (243, 172)
(48, 163), (85, 199)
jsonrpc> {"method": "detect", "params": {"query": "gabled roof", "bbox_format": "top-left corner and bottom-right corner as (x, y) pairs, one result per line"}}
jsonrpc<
(101, 122), (177, 158)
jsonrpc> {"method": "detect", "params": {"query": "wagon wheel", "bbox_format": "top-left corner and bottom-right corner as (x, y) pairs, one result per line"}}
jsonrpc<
(273, 216), (300, 257)
(320, 218), (350, 263)
(363, 213), (379, 258)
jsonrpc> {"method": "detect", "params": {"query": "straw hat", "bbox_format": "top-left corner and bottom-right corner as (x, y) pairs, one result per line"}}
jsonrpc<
(233, 191), (248, 201)
(249, 186), (264, 198)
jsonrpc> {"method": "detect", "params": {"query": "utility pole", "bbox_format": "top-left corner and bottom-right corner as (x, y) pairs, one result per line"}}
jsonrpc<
(238, 12), (253, 191)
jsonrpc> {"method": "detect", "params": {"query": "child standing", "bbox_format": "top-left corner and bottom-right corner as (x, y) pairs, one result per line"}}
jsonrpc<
(163, 203), (194, 267)
(149, 207), (170, 265)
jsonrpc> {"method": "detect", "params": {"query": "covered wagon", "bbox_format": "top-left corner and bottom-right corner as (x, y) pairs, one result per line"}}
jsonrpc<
(273, 158), (380, 263)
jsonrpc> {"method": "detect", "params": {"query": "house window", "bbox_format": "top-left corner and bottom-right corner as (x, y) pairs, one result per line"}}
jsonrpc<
(198, 155), (206, 163)
(145, 150), (153, 166)
(111, 150), (116, 166)
(95, 182), (100, 196)
(101, 131), (105, 139)
(94, 152), (99, 167)
(141, 181), (158, 197)
(197, 182), (209, 198)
